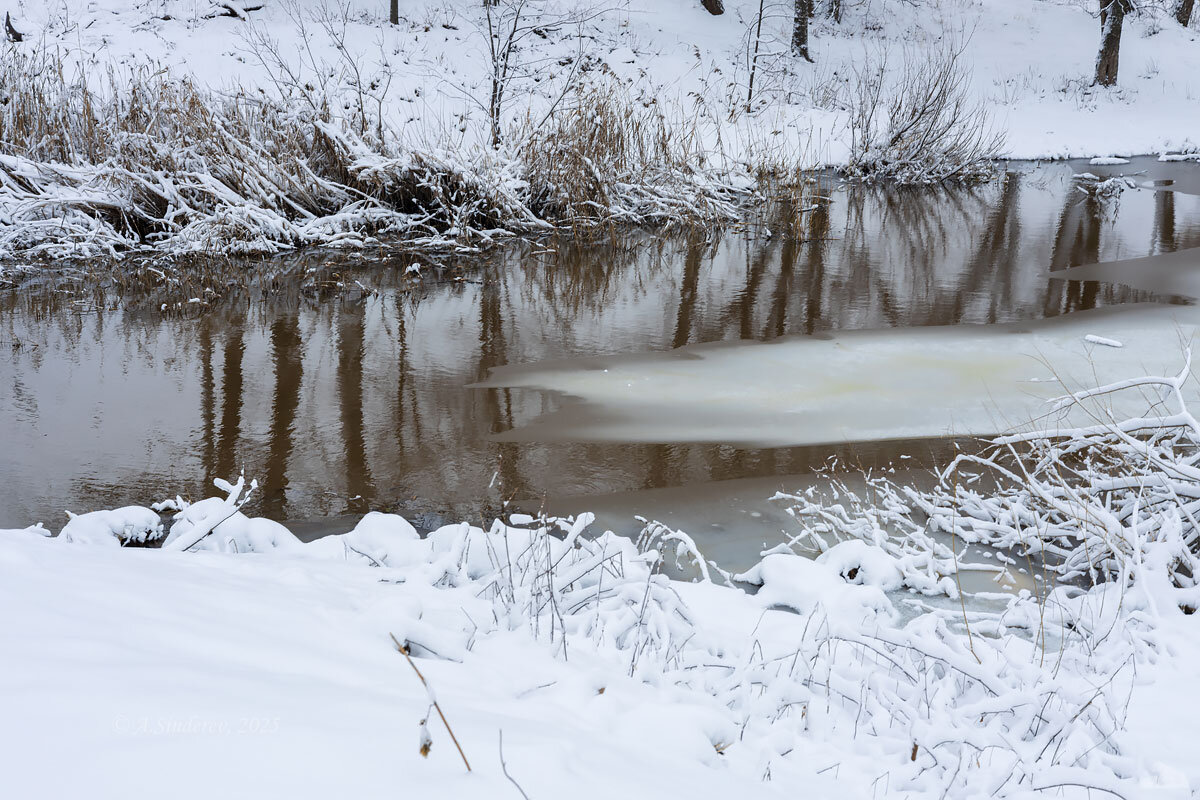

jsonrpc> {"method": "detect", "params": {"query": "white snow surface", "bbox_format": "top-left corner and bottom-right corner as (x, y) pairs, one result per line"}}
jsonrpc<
(2, 490), (1199, 798)
(59, 505), (164, 546)
(5, 0), (1200, 163)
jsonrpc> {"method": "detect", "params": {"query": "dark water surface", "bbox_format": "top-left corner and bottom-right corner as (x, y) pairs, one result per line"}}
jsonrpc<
(3, 158), (1199, 533)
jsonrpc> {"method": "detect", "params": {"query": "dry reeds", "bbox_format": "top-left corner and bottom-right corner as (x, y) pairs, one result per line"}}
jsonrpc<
(521, 87), (742, 229)
(0, 47), (758, 260)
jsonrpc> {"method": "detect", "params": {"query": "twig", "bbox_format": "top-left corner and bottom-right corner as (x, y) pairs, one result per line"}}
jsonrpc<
(390, 633), (472, 772)
(498, 730), (531, 799)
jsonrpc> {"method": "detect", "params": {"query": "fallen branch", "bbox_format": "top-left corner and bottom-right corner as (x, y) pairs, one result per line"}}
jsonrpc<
(203, 4), (265, 20)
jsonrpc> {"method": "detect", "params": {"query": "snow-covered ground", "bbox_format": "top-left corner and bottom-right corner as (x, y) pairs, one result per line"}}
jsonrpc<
(3, 483), (1199, 799)
(6, 0), (1199, 161)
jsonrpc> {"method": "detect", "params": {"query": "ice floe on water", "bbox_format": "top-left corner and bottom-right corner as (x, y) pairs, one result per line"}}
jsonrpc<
(478, 303), (1200, 448)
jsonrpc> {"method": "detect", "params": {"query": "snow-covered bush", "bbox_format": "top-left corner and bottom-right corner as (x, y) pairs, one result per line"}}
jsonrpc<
(776, 353), (1200, 596)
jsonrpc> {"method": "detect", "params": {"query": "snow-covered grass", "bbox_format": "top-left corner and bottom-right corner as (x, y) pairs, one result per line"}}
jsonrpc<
(0, 44), (746, 259)
(2, 0), (1199, 258)
(774, 352), (1200, 596)
(5, 368), (1200, 797)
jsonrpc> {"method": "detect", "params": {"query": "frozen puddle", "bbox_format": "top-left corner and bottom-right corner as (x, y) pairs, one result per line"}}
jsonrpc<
(478, 303), (1200, 448)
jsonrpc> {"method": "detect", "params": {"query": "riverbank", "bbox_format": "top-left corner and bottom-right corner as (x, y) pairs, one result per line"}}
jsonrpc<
(2, 0), (1199, 259)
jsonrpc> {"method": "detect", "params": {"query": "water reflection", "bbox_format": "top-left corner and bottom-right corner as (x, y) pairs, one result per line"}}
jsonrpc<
(1, 159), (1198, 529)
(262, 314), (303, 519)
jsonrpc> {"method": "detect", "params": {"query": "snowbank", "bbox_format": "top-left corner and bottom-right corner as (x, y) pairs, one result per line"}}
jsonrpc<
(2, 463), (1198, 798)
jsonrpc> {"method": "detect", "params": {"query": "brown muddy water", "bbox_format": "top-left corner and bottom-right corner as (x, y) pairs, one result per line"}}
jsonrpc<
(3, 157), (1199, 573)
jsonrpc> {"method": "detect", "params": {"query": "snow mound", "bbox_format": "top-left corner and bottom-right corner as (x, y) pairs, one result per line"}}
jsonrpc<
(1, 524), (50, 538)
(815, 539), (905, 592)
(308, 511), (429, 568)
(162, 495), (302, 554)
(59, 506), (163, 546)
(734, 553), (897, 626)
(1088, 156), (1130, 165)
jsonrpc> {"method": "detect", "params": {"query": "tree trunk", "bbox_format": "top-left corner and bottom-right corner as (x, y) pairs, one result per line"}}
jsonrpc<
(828, 0), (842, 23)
(5, 12), (24, 42)
(389, 0), (398, 25)
(1177, 0), (1195, 26)
(1094, 0), (1131, 87)
(792, 0), (813, 62)
(701, 0), (724, 14)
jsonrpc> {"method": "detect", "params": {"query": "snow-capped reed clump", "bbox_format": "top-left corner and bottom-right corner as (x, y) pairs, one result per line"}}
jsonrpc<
(521, 87), (745, 228)
(0, 45), (524, 258)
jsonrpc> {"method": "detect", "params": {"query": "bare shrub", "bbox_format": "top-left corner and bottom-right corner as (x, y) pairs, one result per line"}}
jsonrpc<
(844, 44), (1004, 184)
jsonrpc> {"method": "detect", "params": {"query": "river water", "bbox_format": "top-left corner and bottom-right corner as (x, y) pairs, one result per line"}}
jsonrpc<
(3, 157), (1199, 574)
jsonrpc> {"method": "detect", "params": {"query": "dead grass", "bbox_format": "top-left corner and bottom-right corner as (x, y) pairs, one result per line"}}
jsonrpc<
(521, 87), (742, 228)
(0, 47), (759, 259)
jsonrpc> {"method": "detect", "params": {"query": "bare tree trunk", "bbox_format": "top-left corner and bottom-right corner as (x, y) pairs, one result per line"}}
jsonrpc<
(5, 12), (23, 42)
(792, 0), (813, 62)
(701, 0), (724, 14)
(1177, 0), (1195, 26)
(390, 0), (398, 25)
(747, 0), (766, 110)
(828, 0), (842, 23)
(1094, 0), (1132, 87)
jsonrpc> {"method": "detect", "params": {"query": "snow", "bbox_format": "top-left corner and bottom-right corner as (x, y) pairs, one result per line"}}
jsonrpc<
(2, 486), (1198, 798)
(735, 551), (899, 625)
(59, 505), (165, 546)
(0, 523), (49, 537)
(816, 539), (906, 592)
(0, 530), (767, 799)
